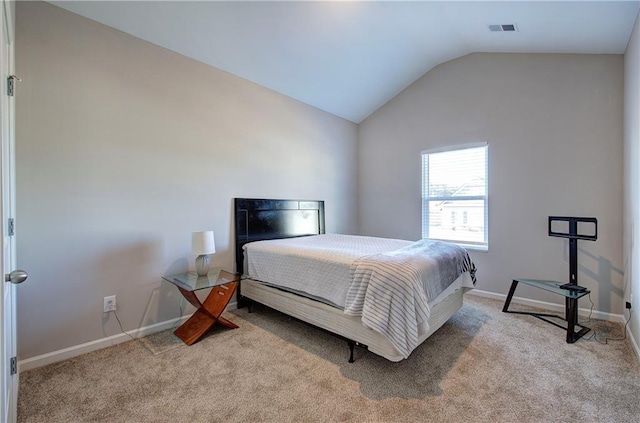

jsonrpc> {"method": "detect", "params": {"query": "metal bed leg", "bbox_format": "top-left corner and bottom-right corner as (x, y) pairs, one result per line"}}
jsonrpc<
(347, 340), (355, 363)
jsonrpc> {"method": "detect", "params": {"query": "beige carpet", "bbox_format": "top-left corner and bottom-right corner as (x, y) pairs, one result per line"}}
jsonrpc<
(17, 295), (640, 422)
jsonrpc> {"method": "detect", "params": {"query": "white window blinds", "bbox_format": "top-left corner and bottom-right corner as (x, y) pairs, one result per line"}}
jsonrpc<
(421, 143), (488, 250)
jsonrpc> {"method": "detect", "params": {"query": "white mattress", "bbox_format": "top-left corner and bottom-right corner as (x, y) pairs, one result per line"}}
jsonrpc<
(244, 234), (411, 308)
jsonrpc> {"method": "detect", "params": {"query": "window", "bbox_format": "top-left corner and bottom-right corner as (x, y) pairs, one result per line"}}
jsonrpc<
(422, 143), (488, 250)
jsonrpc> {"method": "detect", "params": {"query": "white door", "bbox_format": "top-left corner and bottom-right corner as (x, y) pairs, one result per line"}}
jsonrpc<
(0, 1), (20, 422)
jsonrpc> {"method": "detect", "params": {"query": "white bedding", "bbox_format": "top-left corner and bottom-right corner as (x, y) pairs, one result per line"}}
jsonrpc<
(344, 239), (477, 357)
(243, 233), (477, 360)
(244, 234), (411, 308)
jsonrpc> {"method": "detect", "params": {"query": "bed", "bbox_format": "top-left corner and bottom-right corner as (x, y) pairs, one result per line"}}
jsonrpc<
(234, 198), (476, 362)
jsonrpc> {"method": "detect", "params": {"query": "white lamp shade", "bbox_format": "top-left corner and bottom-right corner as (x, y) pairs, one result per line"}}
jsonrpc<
(192, 231), (216, 255)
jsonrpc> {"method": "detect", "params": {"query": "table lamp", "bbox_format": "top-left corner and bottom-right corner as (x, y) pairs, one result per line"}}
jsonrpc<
(192, 231), (216, 276)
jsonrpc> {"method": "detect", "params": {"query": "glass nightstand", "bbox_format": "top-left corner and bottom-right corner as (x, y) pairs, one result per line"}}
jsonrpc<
(162, 267), (239, 345)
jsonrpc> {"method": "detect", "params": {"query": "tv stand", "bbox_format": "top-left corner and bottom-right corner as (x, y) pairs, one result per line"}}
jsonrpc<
(502, 216), (597, 343)
(502, 278), (591, 343)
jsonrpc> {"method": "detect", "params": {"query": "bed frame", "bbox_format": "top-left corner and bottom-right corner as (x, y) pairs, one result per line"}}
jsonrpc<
(233, 198), (468, 362)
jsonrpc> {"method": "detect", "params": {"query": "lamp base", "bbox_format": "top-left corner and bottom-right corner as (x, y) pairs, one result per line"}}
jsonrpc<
(195, 255), (211, 277)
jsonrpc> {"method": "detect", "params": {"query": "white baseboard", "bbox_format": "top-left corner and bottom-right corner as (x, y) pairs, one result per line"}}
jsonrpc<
(18, 302), (238, 372)
(468, 289), (626, 324)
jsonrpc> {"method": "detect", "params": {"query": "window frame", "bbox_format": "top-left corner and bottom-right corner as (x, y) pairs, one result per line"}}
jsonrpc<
(421, 142), (488, 251)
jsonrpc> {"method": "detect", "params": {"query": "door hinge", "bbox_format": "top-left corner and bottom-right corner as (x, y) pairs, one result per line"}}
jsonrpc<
(7, 75), (21, 97)
(8, 218), (14, 236)
(10, 357), (16, 375)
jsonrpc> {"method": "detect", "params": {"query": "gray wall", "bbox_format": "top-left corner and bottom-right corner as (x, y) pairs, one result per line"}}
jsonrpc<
(624, 12), (640, 349)
(358, 53), (624, 314)
(16, 2), (358, 359)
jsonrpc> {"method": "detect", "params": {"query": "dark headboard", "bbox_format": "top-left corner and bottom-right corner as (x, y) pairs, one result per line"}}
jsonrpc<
(234, 198), (325, 276)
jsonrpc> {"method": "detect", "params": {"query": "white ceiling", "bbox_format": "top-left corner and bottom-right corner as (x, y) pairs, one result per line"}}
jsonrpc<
(50, 1), (640, 123)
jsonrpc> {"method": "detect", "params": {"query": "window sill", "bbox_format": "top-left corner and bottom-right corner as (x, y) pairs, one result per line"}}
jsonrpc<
(457, 244), (488, 253)
(426, 238), (488, 252)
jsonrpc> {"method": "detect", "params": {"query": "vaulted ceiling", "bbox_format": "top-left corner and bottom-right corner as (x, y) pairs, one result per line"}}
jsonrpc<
(51, 1), (640, 123)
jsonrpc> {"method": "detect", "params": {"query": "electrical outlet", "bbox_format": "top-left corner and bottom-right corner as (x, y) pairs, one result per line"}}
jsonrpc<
(103, 295), (117, 312)
(626, 301), (632, 310)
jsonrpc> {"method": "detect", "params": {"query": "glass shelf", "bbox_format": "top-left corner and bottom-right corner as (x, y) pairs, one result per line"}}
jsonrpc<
(162, 267), (238, 292)
(513, 278), (590, 299)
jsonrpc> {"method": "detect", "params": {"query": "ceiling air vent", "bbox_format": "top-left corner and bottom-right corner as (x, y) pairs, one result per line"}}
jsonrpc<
(488, 24), (518, 32)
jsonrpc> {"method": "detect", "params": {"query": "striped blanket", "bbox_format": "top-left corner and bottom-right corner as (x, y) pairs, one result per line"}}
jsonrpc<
(344, 239), (476, 359)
